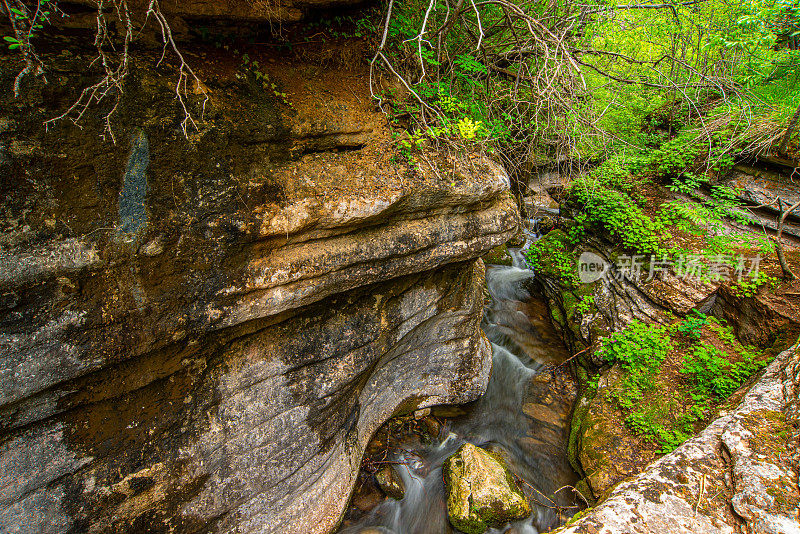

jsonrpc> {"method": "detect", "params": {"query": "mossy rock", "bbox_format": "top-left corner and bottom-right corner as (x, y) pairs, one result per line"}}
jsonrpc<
(443, 443), (531, 534)
(375, 465), (405, 500)
(526, 229), (576, 283)
(483, 244), (513, 266)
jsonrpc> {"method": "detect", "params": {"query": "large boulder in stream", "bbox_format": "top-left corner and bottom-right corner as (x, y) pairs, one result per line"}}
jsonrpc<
(0, 43), (518, 534)
(443, 443), (532, 534)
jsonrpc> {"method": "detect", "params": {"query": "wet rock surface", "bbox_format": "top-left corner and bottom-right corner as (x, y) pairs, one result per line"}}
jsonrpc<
(443, 443), (532, 534)
(375, 466), (405, 501)
(0, 46), (518, 534)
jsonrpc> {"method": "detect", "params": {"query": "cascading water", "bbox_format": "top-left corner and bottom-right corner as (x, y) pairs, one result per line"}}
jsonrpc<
(341, 242), (580, 534)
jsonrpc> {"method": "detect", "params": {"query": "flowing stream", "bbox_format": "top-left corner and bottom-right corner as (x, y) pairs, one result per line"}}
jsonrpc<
(341, 246), (580, 534)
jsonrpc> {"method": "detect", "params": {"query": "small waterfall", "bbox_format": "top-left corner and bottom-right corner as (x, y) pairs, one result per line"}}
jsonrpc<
(340, 237), (578, 534)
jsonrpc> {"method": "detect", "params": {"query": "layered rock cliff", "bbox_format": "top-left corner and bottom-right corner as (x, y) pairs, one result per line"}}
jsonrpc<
(0, 32), (518, 534)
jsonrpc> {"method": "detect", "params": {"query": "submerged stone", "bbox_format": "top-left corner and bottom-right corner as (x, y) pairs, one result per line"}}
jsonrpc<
(375, 466), (405, 500)
(443, 443), (531, 534)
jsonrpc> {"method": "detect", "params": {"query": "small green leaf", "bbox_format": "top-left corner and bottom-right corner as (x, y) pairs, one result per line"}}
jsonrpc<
(8, 43), (20, 50)
(3, 36), (19, 43)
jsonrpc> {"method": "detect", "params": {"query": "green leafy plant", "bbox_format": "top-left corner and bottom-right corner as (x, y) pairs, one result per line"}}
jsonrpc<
(570, 176), (666, 255)
(398, 129), (425, 157)
(524, 230), (576, 284)
(600, 320), (673, 409)
(575, 295), (596, 316)
(625, 410), (693, 453)
(733, 270), (778, 297)
(4, 0), (53, 52)
(676, 309), (707, 341)
(600, 320), (673, 370)
(681, 342), (766, 398)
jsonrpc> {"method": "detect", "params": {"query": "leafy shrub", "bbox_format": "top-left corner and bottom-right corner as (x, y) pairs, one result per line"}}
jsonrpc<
(600, 321), (674, 409)
(734, 271), (778, 297)
(569, 159), (666, 255)
(625, 410), (693, 453)
(642, 132), (702, 178)
(676, 309), (707, 341)
(575, 295), (596, 316)
(599, 320), (673, 370)
(681, 343), (765, 398)
(524, 230), (576, 283)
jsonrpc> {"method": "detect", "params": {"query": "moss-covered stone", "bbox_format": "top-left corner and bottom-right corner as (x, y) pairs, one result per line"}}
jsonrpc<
(525, 229), (577, 283)
(483, 244), (514, 266)
(443, 443), (531, 534)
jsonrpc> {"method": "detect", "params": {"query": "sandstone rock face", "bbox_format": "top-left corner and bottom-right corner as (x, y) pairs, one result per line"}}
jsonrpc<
(443, 443), (532, 534)
(0, 49), (518, 534)
(555, 343), (800, 534)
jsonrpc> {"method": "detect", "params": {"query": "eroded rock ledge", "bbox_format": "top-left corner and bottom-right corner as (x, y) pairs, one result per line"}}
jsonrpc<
(556, 343), (800, 534)
(0, 47), (518, 534)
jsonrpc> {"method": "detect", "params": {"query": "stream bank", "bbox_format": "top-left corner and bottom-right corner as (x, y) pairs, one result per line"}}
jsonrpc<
(519, 157), (800, 532)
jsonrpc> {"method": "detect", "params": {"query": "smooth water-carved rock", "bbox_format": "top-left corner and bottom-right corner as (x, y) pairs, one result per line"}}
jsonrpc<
(443, 443), (531, 534)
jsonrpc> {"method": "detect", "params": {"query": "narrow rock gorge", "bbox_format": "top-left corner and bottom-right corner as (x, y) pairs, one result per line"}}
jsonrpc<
(2, 1), (800, 534)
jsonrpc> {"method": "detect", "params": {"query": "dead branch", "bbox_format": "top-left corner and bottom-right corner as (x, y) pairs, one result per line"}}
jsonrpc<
(773, 197), (800, 280)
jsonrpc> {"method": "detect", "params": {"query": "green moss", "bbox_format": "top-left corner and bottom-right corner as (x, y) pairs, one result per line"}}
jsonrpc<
(483, 244), (513, 266)
(444, 444), (530, 534)
(566, 362), (599, 504)
(549, 300), (564, 328)
(565, 503), (592, 525)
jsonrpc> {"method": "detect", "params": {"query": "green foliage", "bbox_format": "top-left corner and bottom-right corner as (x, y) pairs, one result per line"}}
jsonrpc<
(599, 320), (673, 371)
(599, 314), (770, 453)
(398, 129), (426, 157)
(236, 54), (294, 108)
(640, 131), (702, 179)
(600, 321), (673, 410)
(677, 310), (707, 341)
(569, 157), (666, 255)
(575, 295), (596, 316)
(598, 320), (693, 451)
(524, 230), (576, 284)
(4, 0), (53, 51)
(733, 270), (779, 297)
(681, 343), (766, 398)
(625, 410), (694, 454)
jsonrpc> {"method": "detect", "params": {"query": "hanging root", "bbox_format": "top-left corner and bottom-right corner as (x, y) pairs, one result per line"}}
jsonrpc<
(3, 0), (207, 141)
